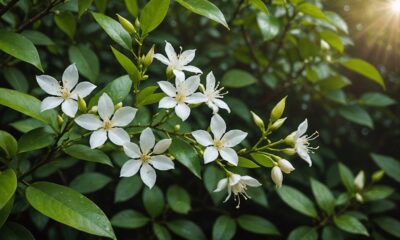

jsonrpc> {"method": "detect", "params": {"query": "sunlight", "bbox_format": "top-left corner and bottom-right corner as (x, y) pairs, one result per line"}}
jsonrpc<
(390, 0), (400, 13)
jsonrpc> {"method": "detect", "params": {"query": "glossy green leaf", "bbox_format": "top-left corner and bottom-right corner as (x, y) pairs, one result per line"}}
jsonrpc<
(78, 0), (93, 17)
(374, 217), (400, 238)
(0, 130), (17, 157)
(325, 11), (348, 33)
(237, 215), (279, 235)
(21, 30), (54, 46)
(68, 45), (99, 82)
(364, 185), (394, 202)
(166, 219), (206, 240)
(334, 214), (369, 236)
(70, 173), (112, 194)
(18, 127), (55, 153)
(371, 153), (400, 183)
(2, 67), (29, 93)
(297, 3), (330, 22)
(250, 153), (274, 167)
(287, 226), (318, 240)
(89, 75), (132, 108)
(92, 12), (132, 50)
(257, 13), (279, 41)
(175, 0), (228, 29)
(203, 165), (225, 204)
(153, 223), (172, 240)
(0, 169), (17, 209)
(0, 30), (42, 71)
(167, 185), (191, 214)
(238, 157), (259, 168)
(114, 176), (142, 202)
(111, 46), (139, 82)
(140, 0), (170, 35)
(310, 178), (335, 215)
(64, 144), (113, 166)
(341, 58), (385, 89)
(338, 163), (355, 191)
(55, 12), (76, 40)
(0, 222), (35, 240)
(249, 0), (270, 15)
(222, 69), (257, 88)
(277, 186), (318, 218)
(169, 137), (202, 178)
(0, 197), (13, 228)
(338, 105), (373, 128)
(321, 226), (344, 240)
(359, 92), (396, 107)
(320, 31), (344, 53)
(212, 215), (236, 240)
(125, 0), (138, 17)
(246, 187), (268, 208)
(142, 186), (164, 217)
(111, 210), (149, 229)
(317, 75), (351, 91)
(25, 182), (115, 239)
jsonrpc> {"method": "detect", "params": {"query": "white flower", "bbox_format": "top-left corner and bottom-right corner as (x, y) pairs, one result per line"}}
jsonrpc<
(293, 119), (319, 167)
(192, 114), (247, 166)
(154, 41), (202, 74)
(74, 93), (137, 149)
(214, 173), (261, 208)
(202, 72), (230, 114)
(36, 64), (96, 117)
(271, 166), (283, 188)
(278, 159), (295, 174)
(120, 128), (174, 189)
(158, 71), (207, 121)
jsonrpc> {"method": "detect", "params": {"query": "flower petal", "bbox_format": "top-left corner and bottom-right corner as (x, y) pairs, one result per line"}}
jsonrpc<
(229, 174), (241, 186)
(191, 130), (213, 146)
(204, 146), (219, 164)
(62, 63), (79, 90)
(186, 92), (207, 104)
(153, 139), (172, 154)
(184, 75), (200, 95)
(174, 70), (185, 84)
(61, 99), (78, 118)
(36, 75), (61, 96)
(165, 41), (177, 63)
(149, 155), (174, 170)
(140, 127), (155, 154)
(123, 142), (142, 158)
(74, 114), (103, 130)
(295, 119), (308, 139)
(175, 103), (191, 121)
(179, 49), (196, 65)
(206, 72), (216, 90)
(297, 146), (312, 167)
(108, 128), (130, 146)
(112, 106), (137, 127)
(219, 147), (238, 166)
(159, 97), (177, 109)
(241, 176), (262, 187)
(214, 99), (230, 113)
(98, 93), (114, 120)
(213, 178), (228, 192)
(41, 97), (63, 112)
(154, 53), (170, 65)
(180, 65), (202, 74)
(140, 163), (156, 189)
(90, 129), (107, 149)
(120, 159), (142, 177)
(70, 82), (96, 99)
(221, 130), (247, 147)
(157, 81), (176, 97)
(210, 114), (226, 140)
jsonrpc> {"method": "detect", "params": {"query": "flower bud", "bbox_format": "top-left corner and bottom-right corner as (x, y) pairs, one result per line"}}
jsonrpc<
(284, 131), (296, 146)
(320, 39), (330, 50)
(115, 102), (123, 110)
(271, 166), (283, 188)
(166, 66), (174, 79)
(77, 96), (87, 113)
(143, 45), (155, 67)
(89, 106), (98, 114)
(174, 124), (181, 131)
(355, 193), (364, 203)
(251, 111), (265, 131)
(282, 148), (296, 156)
(135, 18), (141, 29)
(372, 170), (384, 183)
(354, 171), (365, 190)
(270, 96), (287, 122)
(57, 115), (64, 126)
(278, 159), (295, 174)
(117, 14), (136, 34)
(270, 117), (286, 131)
(199, 83), (205, 92)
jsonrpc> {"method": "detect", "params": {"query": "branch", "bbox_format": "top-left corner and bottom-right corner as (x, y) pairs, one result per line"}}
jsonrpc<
(228, 0), (245, 26)
(0, 0), (19, 17)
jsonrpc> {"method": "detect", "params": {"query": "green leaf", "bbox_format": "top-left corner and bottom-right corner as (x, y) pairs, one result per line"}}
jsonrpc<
(111, 46), (139, 82)
(78, 0), (93, 17)
(88, 75), (132, 108)
(334, 214), (369, 236)
(0, 197), (13, 228)
(166, 219), (206, 240)
(297, 3), (330, 22)
(18, 127), (54, 153)
(250, 152), (274, 167)
(320, 31), (343, 53)
(203, 165), (225, 204)
(257, 13), (279, 41)
(2, 67), (29, 93)
(25, 182), (115, 239)
(169, 137), (202, 178)
(246, 187), (268, 208)
(142, 186), (164, 218)
(114, 176), (142, 202)
(287, 226), (318, 240)
(70, 173), (112, 194)
(338, 105), (373, 128)
(0, 169), (17, 209)
(0, 30), (43, 71)
(111, 210), (149, 229)
(153, 223), (172, 240)
(277, 186), (318, 218)
(249, 0), (270, 15)
(222, 69), (257, 88)
(237, 215), (279, 235)
(364, 185), (394, 202)
(371, 153), (400, 183)
(167, 185), (191, 214)
(175, 0), (228, 29)
(92, 12), (132, 50)
(310, 178), (335, 215)
(325, 11), (348, 34)
(0, 222), (35, 240)
(341, 58), (385, 89)
(359, 92), (396, 107)
(0, 130), (17, 157)
(64, 144), (113, 166)
(0, 88), (58, 128)
(68, 45), (99, 82)
(322, 226), (344, 240)
(317, 75), (351, 91)
(21, 30), (54, 46)
(238, 157), (259, 168)
(54, 12), (76, 40)
(374, 217), (400, 238)
(338, 163), (355, 192)
(140, 0), (170, 35)
(212, 215), (236, 240)
(125, 0), (138, 17)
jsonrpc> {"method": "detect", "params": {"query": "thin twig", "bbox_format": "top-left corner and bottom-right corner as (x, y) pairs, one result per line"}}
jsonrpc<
(0, 0), (20, 17)
(228, 0), (245, 26)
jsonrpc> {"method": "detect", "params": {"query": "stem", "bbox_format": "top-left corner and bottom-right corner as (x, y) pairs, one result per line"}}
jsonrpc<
(228, 0), (245, 26)
(0, 0), (19, 17)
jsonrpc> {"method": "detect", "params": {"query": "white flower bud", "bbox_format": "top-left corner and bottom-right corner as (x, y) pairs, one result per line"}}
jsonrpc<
(355, 193), (364, 203)
(372, 170), (384, 183)
(115, 102), (123, 110)
(251, 111), (265, 131)
(271, 166), (283, 188)
(284, 131), (296, 146)
(278, 159), (295, 174)
(270, 117), (286, 130)
(270, 96), (286, 122)
(354, 171), (365, 190)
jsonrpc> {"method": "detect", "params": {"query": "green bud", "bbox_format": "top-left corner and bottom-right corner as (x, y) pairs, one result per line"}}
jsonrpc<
(282, 148), (296, 155)
(143, 45), (155, 67)
(270, 96), (287, 122)
(77, 96), (87, 113)
(372, 170), (384, 183)
(115, 102), (123, 110)
(174, 124), (181, 131)
(117, 14), (136, 34)
(166, 66), (174, 79)
(238, 148), (247, 154)
(135, 18), (140, 29)
(355, 193), (364, 203)
(284, 131), (296, 146)
(89, 106), (98, 114)
(354, 170), (365, 190)
(57, 115), (64, 126)
(251, 111), (265, 132)
(141, 75), (149, 80)
(271, 117), (287, 131)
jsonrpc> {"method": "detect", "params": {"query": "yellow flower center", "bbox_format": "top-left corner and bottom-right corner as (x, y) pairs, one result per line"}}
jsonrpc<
(214, 139), (224, 150)
(61, 88), (70, 99)
(103, 119), (113, 130)
(140, 154), (151, 161)
(175, 93), (186, 103)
